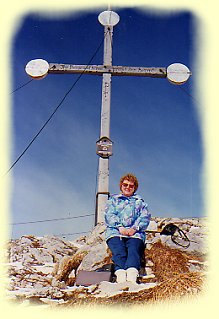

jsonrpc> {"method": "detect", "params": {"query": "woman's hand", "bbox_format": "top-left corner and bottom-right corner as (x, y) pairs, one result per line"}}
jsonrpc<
(119, 227), (136, 236)
(127, 228), (136, 236)
(118, 227), (129, 236)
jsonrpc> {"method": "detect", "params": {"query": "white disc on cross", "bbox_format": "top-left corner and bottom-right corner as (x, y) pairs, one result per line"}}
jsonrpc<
(25, 59), (49, 79)
(167, 63), (191, 85)
(98, 10), (120, 26)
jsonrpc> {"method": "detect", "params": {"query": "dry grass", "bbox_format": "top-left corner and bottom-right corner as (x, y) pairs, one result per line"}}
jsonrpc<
(54, 251), (88, 282)
(146, 241), (190, 282)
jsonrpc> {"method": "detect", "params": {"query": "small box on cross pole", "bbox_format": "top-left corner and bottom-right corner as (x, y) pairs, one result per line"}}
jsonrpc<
(96, 136), (113, 158)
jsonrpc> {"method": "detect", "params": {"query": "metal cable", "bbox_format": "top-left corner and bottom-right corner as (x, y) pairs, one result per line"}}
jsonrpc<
(11, 213), (94, 225)
(10, 79), (34, 94)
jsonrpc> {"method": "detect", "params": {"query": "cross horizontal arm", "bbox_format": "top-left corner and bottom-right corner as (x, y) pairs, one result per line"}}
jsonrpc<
(48, 63), (167, 78)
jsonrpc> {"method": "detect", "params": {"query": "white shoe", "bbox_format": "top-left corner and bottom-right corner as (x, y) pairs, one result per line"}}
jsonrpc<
(126, 267), (138, 283)
(115, 269), (127, 283)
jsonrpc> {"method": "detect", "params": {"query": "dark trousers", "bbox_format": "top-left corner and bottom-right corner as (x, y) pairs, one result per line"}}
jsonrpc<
(107, 237), (145, 271)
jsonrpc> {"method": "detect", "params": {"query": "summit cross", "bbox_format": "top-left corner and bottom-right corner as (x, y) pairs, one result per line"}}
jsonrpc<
(25, 10), (191, 225)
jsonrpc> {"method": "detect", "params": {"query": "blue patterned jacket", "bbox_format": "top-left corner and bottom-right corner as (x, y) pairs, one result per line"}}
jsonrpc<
(104, 193), (151, 242)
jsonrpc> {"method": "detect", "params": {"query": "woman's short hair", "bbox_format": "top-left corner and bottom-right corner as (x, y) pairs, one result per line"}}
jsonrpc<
(119, 173), (139, 192)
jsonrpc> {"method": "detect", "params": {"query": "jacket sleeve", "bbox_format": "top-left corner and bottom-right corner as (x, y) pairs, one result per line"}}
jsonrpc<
(132, 201), (151, 231)
(104, 197), (123, 229)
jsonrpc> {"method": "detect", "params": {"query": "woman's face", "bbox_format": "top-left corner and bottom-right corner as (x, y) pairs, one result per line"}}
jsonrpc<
(121, 179), (135, 197)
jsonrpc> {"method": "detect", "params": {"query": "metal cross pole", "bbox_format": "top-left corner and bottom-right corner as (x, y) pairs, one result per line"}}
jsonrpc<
(25, 10), (192, 225)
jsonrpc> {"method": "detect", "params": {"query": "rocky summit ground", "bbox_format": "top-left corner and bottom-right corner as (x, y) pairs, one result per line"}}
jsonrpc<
(5, 217), (208, 307)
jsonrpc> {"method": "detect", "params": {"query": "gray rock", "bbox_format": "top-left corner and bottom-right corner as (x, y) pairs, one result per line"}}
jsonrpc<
(147, 220), (158, 232)
(85, 223), (106, 245)
(78, 241), (109, 271)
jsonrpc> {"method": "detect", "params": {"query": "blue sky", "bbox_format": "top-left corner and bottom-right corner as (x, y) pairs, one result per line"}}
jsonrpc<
(10, 6), (203, 240)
